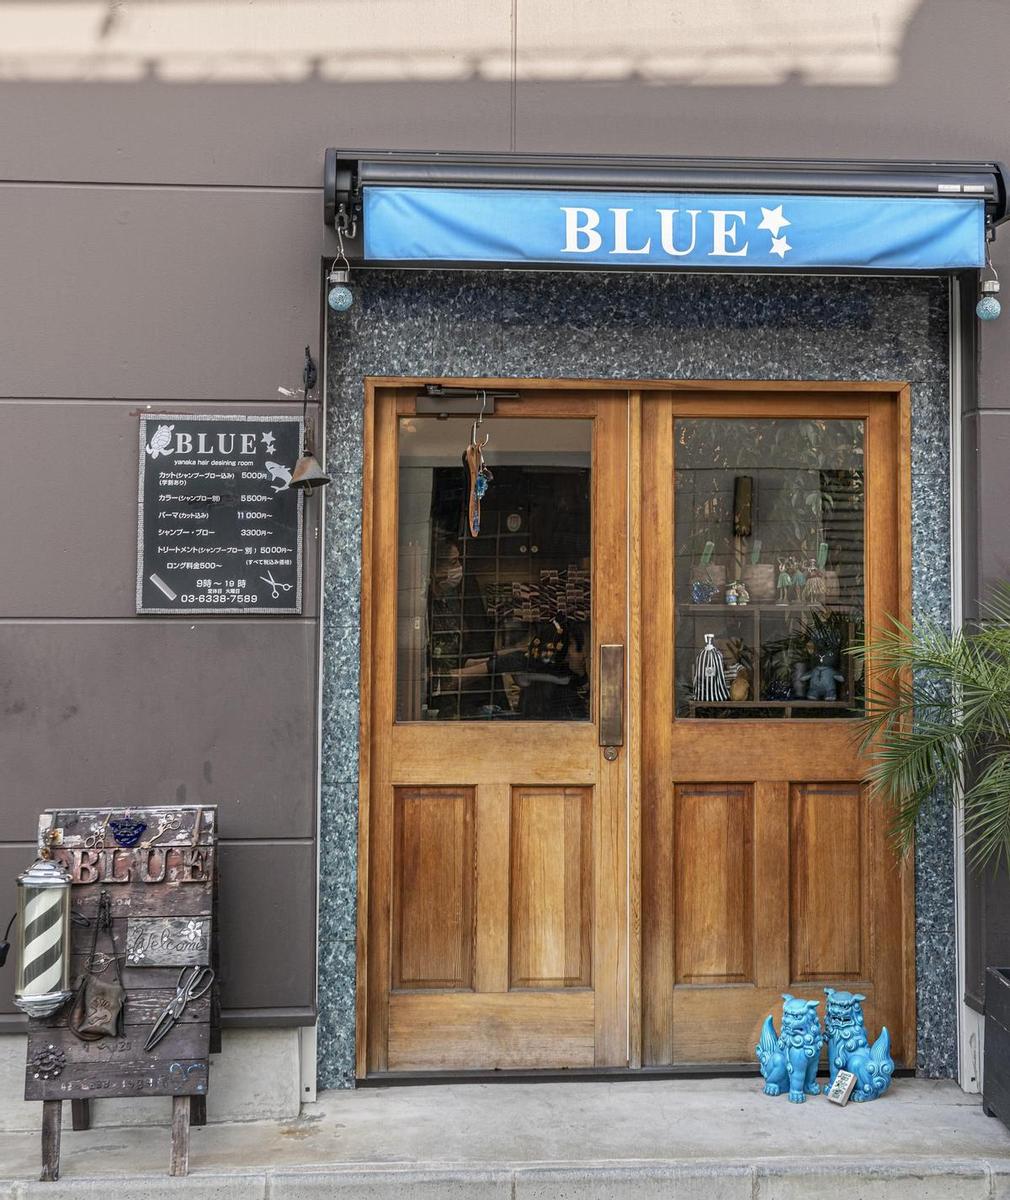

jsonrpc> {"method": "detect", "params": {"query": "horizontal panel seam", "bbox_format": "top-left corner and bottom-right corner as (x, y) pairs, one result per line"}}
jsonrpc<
(0, 180), (321, 195)
(0, 617), (320, 625)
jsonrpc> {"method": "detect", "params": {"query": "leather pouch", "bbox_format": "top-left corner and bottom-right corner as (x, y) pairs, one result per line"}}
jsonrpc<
(70, 974), (125, 1041)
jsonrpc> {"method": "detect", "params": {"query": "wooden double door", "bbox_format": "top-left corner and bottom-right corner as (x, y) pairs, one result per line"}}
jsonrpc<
(358, 379), (913, 1077)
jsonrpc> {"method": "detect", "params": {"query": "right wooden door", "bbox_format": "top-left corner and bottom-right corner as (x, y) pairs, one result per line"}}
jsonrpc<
(640, 386), (914, 1067)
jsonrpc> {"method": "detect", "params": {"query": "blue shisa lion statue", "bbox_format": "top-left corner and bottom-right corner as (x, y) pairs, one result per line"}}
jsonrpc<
(755, 995), (823, 1103)
(756, 990), (895, 1103)
(823, 988), (894, 1103)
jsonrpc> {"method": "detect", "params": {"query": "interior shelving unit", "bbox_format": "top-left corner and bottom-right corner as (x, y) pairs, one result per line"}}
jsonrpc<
(682, 602), (858, 717)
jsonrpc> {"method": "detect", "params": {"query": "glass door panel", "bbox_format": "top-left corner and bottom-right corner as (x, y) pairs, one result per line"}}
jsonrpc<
(674, 417), (865, 719)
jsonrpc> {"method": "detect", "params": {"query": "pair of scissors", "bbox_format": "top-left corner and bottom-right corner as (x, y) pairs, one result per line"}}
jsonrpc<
(83, 814), (110, 849)
(144, 966), (215, 1052)
(260, 571), (293, 599)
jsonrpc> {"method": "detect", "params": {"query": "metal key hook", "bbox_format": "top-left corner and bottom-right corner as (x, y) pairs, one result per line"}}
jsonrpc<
(470, 391), (490, 450)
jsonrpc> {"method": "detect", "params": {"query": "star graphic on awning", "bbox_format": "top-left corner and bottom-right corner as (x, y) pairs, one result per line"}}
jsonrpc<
(758, 206), (791, 238)
(770, 236), (792, 259)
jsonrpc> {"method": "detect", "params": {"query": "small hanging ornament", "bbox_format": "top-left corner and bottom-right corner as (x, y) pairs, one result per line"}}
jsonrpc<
(977, 277), (1001, 321)
(464, 393), (492, 537)
(977, 243), (1001, 321)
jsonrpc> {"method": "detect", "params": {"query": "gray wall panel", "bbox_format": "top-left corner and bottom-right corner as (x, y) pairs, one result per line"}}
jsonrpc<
(0, 845), (34, 1023)
(0, 187), (324, 401)
(513, 2), (1010, 162)
(0, 622), (317, 841)
(0, 80), (512, 187)
(975, 411), (1010, 598)
(216, 841), (316, 1014)
(0, 400), (321, 619)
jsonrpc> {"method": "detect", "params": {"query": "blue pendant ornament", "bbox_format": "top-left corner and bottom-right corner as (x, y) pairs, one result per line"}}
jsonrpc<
(755, 995), (823, 1103)
(109, 818), (147, 848)
(823, 988), (894, 1102)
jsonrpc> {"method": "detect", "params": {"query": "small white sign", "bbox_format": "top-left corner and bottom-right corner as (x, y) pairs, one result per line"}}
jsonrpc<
(826, 1070), (857, 1106)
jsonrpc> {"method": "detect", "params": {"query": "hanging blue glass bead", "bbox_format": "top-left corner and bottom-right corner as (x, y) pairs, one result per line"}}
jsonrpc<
(475, 472), (489, 499)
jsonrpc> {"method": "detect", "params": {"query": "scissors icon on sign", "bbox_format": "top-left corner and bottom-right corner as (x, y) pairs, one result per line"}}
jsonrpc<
(260, 571), (293, 599)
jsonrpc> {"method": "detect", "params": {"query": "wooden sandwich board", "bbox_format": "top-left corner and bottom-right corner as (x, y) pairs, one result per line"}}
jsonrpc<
(24, 805), (218, 1180)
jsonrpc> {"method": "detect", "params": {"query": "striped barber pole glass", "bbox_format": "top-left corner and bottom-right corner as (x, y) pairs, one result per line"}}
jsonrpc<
(14, 856), (72, 1015)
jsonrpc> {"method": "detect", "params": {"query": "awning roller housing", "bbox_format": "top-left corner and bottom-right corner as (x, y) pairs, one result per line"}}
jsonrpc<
(323, 148), (1008, 272)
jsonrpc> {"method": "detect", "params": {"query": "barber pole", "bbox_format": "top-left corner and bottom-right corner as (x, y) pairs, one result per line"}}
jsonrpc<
(14, 850), (73, 1018)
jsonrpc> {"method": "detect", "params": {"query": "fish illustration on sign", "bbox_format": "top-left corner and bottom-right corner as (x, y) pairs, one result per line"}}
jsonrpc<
(145, 424), (175, 458)
(265, 462), (292, 492)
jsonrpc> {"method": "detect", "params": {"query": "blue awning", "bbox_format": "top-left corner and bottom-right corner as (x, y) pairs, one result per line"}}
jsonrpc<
(362, 186), (985, 272)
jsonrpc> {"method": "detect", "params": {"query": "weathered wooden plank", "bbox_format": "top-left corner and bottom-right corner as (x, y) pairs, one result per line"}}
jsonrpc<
(61, 847), (215, 891)
(47, 806), (215, 849)
(71, 886), (212, 918)
(170, 1095), (191, 1176)
(39, 989), (210, 1029)
(27, 1021), (209, 1071)
(40, 1100), (61, 1181)
(26, 1058), (209, 1102)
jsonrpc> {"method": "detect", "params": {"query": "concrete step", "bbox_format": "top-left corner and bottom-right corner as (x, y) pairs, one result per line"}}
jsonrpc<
(2, 1078), (1009, 1198)
(2, 1158), (1010, 1200)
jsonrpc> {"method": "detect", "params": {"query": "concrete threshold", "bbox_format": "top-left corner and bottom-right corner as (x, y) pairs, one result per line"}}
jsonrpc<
(1, 1078), (1009, 1198)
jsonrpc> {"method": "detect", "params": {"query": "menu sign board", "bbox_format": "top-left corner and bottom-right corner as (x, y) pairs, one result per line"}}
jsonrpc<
(137, 414), (303, 614)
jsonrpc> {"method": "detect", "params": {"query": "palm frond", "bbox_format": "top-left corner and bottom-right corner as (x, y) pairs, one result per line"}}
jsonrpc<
(854, 589), (1010, 869)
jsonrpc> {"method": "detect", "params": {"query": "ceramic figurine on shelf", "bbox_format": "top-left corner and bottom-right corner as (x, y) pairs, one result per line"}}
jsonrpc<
(692, 633), (729, 702)
(802, 648), (845, 701)
(791, 557), (807, 603)
(776, 557), (792, 605)
(802, 557), (826, 605)
(735, 579), (750, 606)
(725, 582), (739, 606)
(823, 989), (894, 1103)
(724, 638), (752, 701)
(755, 996), (823, 1103)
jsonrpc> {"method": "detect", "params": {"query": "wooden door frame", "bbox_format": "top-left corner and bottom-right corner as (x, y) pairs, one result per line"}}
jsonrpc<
(355, 376), (913, 1078)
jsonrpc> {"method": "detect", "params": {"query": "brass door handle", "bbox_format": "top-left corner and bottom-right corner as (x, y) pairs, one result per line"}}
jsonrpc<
(599, 644), (625, 761)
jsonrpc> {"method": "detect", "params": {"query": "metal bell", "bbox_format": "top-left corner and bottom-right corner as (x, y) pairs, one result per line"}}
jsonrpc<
(288, 452), (331, 493)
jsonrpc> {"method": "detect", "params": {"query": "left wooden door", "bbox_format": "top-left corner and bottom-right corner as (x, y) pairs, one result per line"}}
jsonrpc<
(360, 383), (630, 1075)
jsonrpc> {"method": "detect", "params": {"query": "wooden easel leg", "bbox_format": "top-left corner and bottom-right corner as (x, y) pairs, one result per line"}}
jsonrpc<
(71, 1099), (91, 1131)
(190, 1094), (207, 1127)
(40, 1100), (62, 1182)
(170, 1095), (191, 1177)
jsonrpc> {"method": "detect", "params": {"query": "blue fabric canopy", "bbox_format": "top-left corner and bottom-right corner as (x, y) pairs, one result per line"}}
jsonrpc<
(363, 186), (985, 271)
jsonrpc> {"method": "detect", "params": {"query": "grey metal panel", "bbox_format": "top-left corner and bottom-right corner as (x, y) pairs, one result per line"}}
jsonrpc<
(216, 841), (316, 1016)
(0, 844), (33, 1020)
(0, 400), (321, 619)
(978, 241), (1010, 410)
(974, 411), (1010, 600)
(513, 1), (1010, 162)
(0, 187), (324, 401)
(0, 621), (317, 841)
(0, 80), (511, 187)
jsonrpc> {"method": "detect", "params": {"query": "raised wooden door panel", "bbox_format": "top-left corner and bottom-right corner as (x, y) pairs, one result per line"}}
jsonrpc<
(641, 387), (913, 1069)
(510, 786), (593, 990)
(362, 383), (629, 1076)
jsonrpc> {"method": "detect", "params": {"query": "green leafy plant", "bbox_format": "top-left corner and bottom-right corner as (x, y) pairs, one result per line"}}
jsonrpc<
(854, 585), (1010, 871)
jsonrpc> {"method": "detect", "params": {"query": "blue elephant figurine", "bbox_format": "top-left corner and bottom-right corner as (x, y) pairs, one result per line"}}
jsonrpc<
(823, 988), (894, 1102)
(756, 995), (823, 1103)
